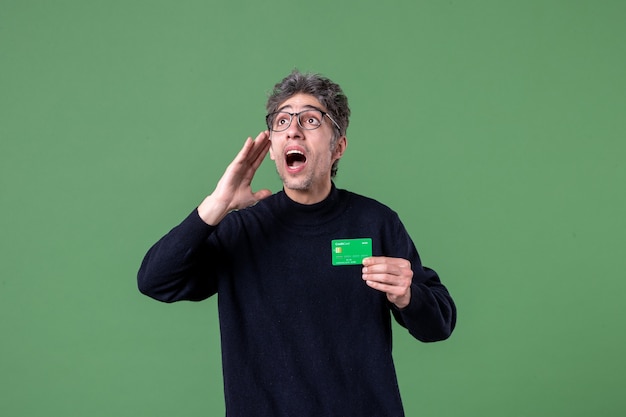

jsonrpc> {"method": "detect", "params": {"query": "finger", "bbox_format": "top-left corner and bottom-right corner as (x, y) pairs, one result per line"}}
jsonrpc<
(362, 256), (411, 268)
(249, 133), (271, 169)
(231, 137), (256, 167)
(235, 131), (268, 161)
(362, 257), (413, 286)
(252, 188), (272, 202)
(364, 279), (408, 295)
(362, 264), (411, 278)
(253, 130), (270, 142)
(362, 271), (411, 287)
(239, 131), (269, 170)
(230, 134), (269, 179)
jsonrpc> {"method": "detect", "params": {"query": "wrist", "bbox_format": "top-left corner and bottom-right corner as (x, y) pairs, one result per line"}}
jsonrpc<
(197, 195), (230, 226)
(392, 289), (411, 310)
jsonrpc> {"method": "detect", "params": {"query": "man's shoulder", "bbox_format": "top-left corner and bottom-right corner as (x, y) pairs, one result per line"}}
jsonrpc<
(339, 188), (395, 211)
(338, 188), (400, 220)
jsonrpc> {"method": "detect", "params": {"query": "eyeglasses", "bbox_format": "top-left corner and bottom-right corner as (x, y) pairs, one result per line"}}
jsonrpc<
(266, 108), (341, 133)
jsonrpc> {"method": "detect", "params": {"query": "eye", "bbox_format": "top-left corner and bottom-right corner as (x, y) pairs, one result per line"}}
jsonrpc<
(301, 110), (322, 128)
(273, 113), (291, 128)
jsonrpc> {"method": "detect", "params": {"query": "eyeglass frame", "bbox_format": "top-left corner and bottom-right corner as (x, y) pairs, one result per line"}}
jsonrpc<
(265, 106), (342, 135)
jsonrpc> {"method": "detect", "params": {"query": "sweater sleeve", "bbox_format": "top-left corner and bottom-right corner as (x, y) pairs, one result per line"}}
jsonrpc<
(137, 209), (220, 303)
(386, 215), (457, 342)
(391, 266), (456, 342)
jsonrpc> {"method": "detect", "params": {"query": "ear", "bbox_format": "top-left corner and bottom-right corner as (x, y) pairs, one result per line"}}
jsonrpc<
(269, 141), (276, 161)
(333, 135), (347, 160)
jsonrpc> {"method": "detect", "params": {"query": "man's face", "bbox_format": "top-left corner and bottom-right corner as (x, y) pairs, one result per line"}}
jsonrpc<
(269, 93), (346, 201)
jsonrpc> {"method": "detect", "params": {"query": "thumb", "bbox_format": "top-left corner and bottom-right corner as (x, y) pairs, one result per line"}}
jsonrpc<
(252, 188), (272, 203)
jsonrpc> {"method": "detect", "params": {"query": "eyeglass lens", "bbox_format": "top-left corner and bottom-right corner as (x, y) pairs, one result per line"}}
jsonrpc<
(270, 110), (324, 132)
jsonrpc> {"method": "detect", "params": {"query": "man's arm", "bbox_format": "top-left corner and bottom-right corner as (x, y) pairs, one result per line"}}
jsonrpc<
(137, 131), (271, 302)
(360, 207), (457, 342)
(362, 257), (455, 342)
(137, 210), (218, 302)
(393, 266), (456, 342)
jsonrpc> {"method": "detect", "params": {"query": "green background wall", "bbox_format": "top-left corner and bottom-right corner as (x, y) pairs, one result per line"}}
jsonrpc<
(2, 1), (625, 416)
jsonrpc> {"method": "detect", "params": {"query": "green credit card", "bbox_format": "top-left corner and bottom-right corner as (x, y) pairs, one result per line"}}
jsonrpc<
(331, 238), (372, 266)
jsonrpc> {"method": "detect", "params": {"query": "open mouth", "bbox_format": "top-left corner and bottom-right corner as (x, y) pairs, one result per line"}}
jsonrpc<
(286, 149), (307, 169)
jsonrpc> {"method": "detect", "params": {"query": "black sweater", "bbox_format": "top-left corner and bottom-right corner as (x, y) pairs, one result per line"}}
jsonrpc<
(138, 185), (456, 417)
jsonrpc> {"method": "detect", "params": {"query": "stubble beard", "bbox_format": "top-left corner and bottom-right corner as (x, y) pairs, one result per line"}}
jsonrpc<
(274, 144), (336, 193)
(276, 169), (314, 192)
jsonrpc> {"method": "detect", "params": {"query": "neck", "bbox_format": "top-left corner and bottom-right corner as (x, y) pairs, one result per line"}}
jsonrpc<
(283, 181), (332, 205)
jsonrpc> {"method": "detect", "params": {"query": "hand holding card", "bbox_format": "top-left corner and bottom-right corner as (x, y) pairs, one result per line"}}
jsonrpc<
(362, 256), (413, 309)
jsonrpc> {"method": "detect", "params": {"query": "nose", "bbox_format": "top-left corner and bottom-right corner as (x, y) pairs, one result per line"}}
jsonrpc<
(284, 114), (304, 139)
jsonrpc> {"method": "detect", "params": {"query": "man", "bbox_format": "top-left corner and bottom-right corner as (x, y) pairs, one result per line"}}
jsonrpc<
(138, 70), (456, 417)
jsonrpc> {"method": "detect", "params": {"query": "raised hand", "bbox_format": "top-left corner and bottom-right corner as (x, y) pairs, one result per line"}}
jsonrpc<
(197, 131), (272, 225)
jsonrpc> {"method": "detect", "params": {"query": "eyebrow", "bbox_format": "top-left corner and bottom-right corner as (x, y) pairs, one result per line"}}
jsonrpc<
(276, 104), (325, 113)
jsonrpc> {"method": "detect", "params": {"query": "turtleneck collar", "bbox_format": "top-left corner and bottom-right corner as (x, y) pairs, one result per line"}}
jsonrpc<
(272, 182), (348, 228)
